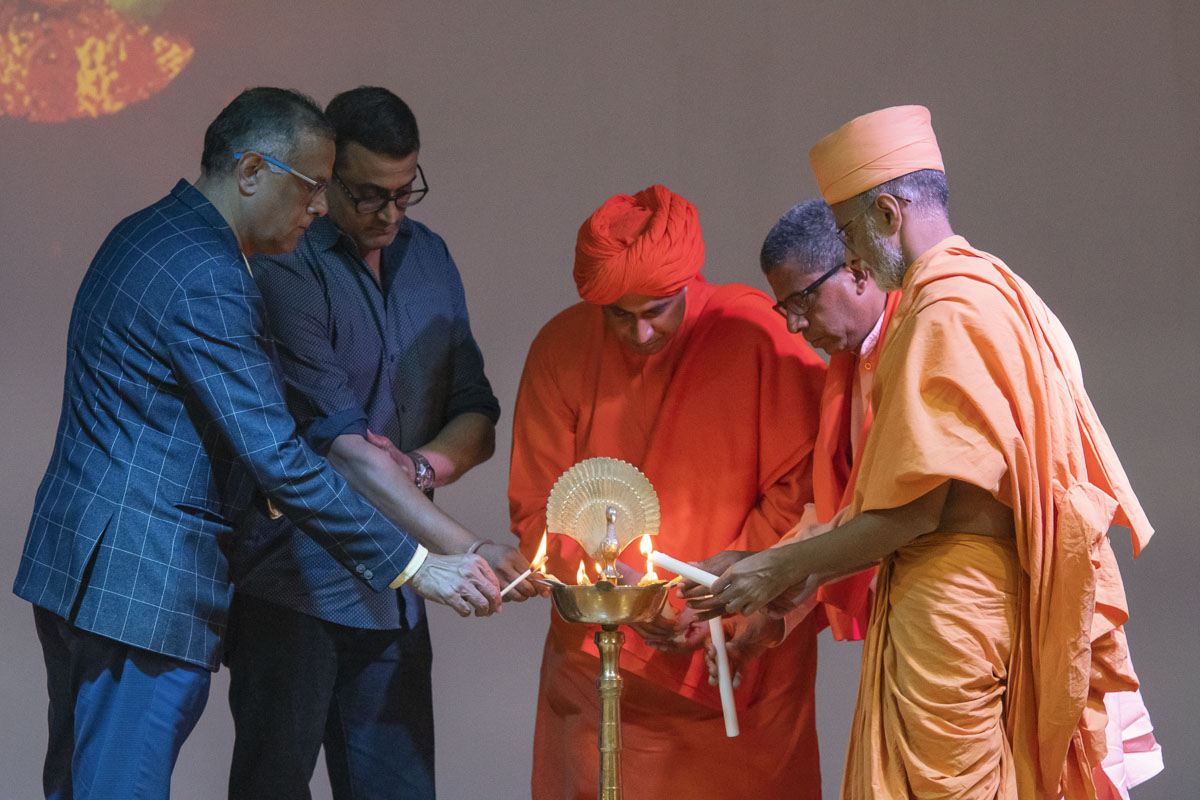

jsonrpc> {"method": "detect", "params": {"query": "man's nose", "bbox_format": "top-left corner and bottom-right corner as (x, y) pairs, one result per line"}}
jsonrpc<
(636, 319), (655, 343)
(308, 189), (328, 217)
(377, 200), (402, 224)
(787, 313), (808, 335)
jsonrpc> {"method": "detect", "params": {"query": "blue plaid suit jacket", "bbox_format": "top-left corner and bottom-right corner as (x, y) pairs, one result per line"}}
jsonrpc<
(14, 180), (420, 670)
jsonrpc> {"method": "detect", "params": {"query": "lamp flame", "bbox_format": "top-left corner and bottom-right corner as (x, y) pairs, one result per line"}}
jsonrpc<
(640, 534), (658, 583)
(576, 560), (591, 586)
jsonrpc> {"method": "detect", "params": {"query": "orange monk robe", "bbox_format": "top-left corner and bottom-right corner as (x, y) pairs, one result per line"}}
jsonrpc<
(803, 290), (904, 641)
(510, 277), (828, 800)
(842, 235), (1152, 799)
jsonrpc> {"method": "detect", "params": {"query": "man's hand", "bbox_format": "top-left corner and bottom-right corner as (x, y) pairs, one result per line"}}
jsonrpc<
(476, 542), (540, 600)
(676, 549), (756, 619)
(408, 553), (501, 617)
(763, 573), (823, 618)
(631, 605), (708, 655)
(365, 429), (415, 480)
(704, 613), (783, 687)
(688, 548), (804, 618)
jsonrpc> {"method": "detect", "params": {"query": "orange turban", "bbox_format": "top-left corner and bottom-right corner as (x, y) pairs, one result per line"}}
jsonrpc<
(809, 105), (944, 205)
(574, 185), (705, 304)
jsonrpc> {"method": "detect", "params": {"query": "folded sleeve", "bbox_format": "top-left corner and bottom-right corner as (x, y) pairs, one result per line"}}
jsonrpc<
(251, 254), (369, 454)
(443, 249), (501, 424)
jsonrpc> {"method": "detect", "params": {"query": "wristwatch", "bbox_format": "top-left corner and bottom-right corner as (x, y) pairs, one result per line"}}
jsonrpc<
(408, 450), (436, 492)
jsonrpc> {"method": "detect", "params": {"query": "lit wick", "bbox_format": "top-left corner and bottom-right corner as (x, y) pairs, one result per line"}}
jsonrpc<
(500, 529), (548, 598)
(637, 534), (659, 585)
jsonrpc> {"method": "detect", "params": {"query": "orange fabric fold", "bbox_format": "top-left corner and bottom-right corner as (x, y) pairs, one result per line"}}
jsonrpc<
(510, 279), (828, 797)
(573, 185), (705, 304)
(810, 290), (902, 641)
(845, 236), (1152, 799)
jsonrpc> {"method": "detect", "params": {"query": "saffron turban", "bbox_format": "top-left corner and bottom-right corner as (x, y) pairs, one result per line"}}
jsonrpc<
(574, 185), (705, 304)
(809, 105), (944, 205)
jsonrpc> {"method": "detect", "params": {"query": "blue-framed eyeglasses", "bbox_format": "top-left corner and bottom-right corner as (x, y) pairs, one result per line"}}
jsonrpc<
(772, 260), (845, 318)
(234, 152), (327, 200)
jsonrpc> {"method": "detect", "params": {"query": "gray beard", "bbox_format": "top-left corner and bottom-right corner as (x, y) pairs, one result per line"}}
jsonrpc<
(862, 220), (907, 291)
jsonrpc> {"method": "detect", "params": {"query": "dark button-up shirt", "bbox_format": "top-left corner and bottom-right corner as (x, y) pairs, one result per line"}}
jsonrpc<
(235, 215), (500, 629)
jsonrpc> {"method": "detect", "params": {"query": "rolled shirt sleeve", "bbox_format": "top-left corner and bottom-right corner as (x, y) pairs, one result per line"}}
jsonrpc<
(442, 247), (501, 425)
(252, 252), (370, 454)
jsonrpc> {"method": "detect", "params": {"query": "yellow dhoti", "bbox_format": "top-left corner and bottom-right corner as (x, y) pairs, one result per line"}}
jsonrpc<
(844, 533), (1020, 800)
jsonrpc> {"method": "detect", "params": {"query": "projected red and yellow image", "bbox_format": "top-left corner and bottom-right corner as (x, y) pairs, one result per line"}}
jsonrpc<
(1, 0), (191, 123)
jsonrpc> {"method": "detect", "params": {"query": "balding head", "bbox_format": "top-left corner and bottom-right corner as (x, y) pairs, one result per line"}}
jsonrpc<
(200, 87), (333, 177)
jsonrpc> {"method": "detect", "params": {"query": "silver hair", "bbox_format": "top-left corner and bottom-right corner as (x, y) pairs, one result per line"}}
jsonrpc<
(759, 198), (843, 275)
(852, 169), (949, 217)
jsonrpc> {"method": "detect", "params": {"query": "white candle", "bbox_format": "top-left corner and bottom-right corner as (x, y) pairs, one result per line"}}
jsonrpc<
(648, 550), (739, 737)
(647, 551), (719, 588)
(500, 529), (549, 598)
(499, 567), (533, 598)
(708, 618), (740, 737)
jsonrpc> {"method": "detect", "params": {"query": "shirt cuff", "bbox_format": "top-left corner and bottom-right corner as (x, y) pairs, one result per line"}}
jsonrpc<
(390, 545), (429, 589)
(306, 410), (368, 455)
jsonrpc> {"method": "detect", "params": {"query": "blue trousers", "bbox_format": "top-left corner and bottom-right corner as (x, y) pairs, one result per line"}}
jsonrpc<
(33, 606), (212, 800)
(226, 593), (435, 800)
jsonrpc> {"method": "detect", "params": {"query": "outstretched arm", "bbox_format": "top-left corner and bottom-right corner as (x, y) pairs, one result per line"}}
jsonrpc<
(691, 481), (949, 617)
(331, 432), (534, 600)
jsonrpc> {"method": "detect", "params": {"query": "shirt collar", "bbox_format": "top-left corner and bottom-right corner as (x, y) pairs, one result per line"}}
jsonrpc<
(858, 305), (887, 358)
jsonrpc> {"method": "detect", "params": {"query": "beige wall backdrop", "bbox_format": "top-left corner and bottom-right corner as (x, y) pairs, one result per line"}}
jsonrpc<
(2, 2), (1195, 797)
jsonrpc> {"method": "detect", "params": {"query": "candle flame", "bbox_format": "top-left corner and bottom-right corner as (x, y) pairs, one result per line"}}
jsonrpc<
(576, 560), (591, 586)
(532, 529), (548, 571)
(640, 534), (658, 583)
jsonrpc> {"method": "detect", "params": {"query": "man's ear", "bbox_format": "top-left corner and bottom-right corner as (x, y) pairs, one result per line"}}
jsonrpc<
(848, 259), (872, 294)
(235, 153), (265, 196)
(876, 193), (905, 235)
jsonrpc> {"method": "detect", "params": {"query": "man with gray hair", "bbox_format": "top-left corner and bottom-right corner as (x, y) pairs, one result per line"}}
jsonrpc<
(14, 87), (500, 799)
(697, 199), (898, 690)
(692, 105), (1155, 798)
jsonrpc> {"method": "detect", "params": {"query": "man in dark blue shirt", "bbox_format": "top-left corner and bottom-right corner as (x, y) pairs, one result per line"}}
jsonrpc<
(228, 87), (534, 799)
(15, 87), (501, 800)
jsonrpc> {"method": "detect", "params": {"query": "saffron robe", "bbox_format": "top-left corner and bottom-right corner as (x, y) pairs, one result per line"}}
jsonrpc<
(806, 290), (902, 641)
(510, 277), (827, 799)
(842, 236), (1152, 799)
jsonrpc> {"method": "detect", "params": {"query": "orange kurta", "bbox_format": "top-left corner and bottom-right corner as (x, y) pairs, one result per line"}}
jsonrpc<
(808, 290), (903, 641)
(510, 277), (828, 799)
(843, 236), (1152, 799)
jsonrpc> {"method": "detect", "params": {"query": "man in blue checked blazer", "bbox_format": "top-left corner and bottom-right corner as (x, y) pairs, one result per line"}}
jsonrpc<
(14, 87), (501, 800)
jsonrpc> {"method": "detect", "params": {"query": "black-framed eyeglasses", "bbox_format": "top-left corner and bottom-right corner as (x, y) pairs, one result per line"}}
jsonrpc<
(234, 152), (327, 201)
(835, 194), (911, 251)
(334, 165), (429, 215)
(772, 260), (845, 318)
